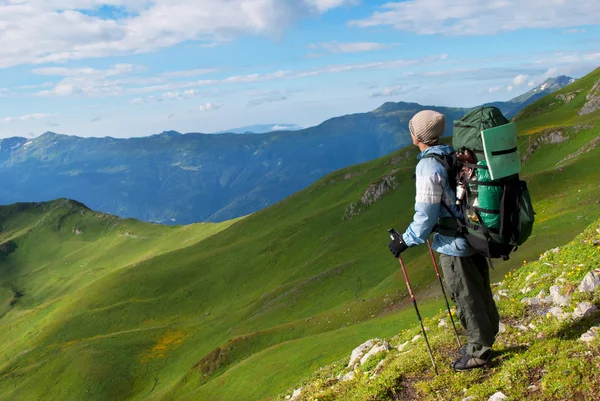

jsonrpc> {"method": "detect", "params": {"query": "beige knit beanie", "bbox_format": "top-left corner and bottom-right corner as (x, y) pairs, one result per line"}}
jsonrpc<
(408, 110), (446, 145)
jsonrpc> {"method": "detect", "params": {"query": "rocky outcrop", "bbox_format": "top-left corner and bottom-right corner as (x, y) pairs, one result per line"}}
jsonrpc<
(522, 130), (567, 163)
(555, 90), (581, 104)
(579, 79), (600, 115)
(343, 174), (398, 220)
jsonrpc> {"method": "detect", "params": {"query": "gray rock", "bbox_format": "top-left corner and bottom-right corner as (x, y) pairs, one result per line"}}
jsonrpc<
(360, 342), (391, 366)
(438, 318), (447, 328)
(493, 293), (501, 302)
(549, 306), (571, 321)
(499, 322), (507, 334)
(412, 334), (421, 342)
(347, 339), (375, 368)
(521, 286), (532, 294)
(397, 341), (409, 351)
(369, 359), (386, 378)
(290, 387), (302, 401)
(488, 392), (508, 401)
(578, 271), (600, 293)
(341, 371), (356, 381)
(573, 302), (598, 320)
(579, 79), (600, 115)
(580, 326), (600, 342)
(550, 285), (570, 306)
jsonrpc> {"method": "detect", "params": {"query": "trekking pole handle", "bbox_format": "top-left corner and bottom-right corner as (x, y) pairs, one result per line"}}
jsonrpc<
(388, 228), (400, 241)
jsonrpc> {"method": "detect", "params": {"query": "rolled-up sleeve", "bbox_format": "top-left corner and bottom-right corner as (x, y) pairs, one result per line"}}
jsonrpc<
(402, 169), (444, 246)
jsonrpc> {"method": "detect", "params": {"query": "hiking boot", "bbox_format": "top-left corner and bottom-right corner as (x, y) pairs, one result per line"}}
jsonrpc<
(451, 350), (491, 371)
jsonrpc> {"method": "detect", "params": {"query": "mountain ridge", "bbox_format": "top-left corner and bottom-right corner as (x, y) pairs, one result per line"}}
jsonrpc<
(0, 76), (576, 225)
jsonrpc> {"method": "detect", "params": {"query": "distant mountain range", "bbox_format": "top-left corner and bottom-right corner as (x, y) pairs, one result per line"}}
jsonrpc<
(485, 75), (576, 118)
(215, 123), (305, 134)
(0, 76), (575, 224)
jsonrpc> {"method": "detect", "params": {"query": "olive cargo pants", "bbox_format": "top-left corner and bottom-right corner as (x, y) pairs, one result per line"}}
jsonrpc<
(439, 253), (500, 358)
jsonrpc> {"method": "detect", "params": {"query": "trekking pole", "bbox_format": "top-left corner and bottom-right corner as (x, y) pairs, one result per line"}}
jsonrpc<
(427, 239), (462, 349)
(388, 229), (438, 375)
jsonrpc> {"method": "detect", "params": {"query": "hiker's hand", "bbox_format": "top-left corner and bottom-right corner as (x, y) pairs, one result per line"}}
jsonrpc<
(389, 236), (408, 258)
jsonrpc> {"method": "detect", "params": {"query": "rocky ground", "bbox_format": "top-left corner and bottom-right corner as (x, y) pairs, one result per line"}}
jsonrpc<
(281, 221), (600, 401)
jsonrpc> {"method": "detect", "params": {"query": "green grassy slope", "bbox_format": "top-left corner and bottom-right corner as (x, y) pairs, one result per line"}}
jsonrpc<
(284, 219), (600, 401)
(0, 68), (599, 401)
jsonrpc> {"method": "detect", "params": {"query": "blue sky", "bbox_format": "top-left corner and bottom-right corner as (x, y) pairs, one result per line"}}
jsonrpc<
(0, 0), (599, 138)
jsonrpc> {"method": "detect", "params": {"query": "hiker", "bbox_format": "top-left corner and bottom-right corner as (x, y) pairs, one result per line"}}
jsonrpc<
(388, 110), (500, 371)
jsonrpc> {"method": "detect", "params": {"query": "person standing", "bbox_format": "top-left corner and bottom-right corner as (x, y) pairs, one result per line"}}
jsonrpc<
(388, 110), (500, 371)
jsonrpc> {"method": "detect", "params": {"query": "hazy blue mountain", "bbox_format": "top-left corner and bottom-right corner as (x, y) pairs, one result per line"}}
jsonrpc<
(215, 123), (305, 134)
(0, 79), (574, 224)
(486, 75), (575, 118)
(0, 103), (467, 224)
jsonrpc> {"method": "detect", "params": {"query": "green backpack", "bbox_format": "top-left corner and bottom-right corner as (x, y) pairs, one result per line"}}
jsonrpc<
(431, 106), (535, 260)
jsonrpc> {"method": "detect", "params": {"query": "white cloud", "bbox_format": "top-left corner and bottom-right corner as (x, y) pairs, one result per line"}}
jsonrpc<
(198, 102), (222, 112)
(1, 113), (53, 123)
(350, 0), (600, 36)
(162, 68), (219, 78)
(33, 54), (449, 99)
(506, 85), (514, 92)
(309, 41), (398, 54)
(0, 1), (354, 68)
(512, 74), (529, 86)
(488, 86), (502, 93)
(563, 28), (587, 34)
(247, 95), (288, 107)
(371, 85), (408, 98)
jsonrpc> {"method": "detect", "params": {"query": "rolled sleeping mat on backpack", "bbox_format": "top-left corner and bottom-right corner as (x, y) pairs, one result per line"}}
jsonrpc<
(477, 160), (501, 229)
(480, 122), (521, 180)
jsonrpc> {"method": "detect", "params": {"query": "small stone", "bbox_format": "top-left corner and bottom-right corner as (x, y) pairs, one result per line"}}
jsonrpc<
(347, 339), (376, 368)
(369, 359), (386, 378)
(499, 322), (507, 334)
(550, 285), (570, 306)
(517, 325), (528, 331)
(580, 327), (600, 342)
(462, 397), (475, 401)
(360, 342), (391, 366)
(438, 318), (448, 328)
(488, 392), (508, 401)
(521, 297), (531, 304)
(525, 272), (536, 281)
(521, 286), (532, 294)
(528, 385), (538, 391)
(341, 371), (355, 381)
(412, 334), (421, 342)
(552, 247), (561, 254)
(397, 341), (409, 351)
(573, 302), (598, 320)
(537, 332), (546, 340)
(549, 306), (571, 321)
(578, 271), (600, 293)
(493, 294), (501, 302)
(538, 289), (547, 298)
(498, 290), (509, 297)
(528, 323), (537, 330)
(290, 388), (302, 401)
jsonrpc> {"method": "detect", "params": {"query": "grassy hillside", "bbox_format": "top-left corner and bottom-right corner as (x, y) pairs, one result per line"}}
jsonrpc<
(0, 68), (599, 401)
(282, 219), (600, 400)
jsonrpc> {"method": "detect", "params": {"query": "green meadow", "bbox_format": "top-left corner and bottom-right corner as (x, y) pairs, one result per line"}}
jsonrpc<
(0, 67), (599, 401)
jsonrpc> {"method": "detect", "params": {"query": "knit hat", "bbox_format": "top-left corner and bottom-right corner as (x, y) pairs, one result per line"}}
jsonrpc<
(408, 110), (446, 145)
